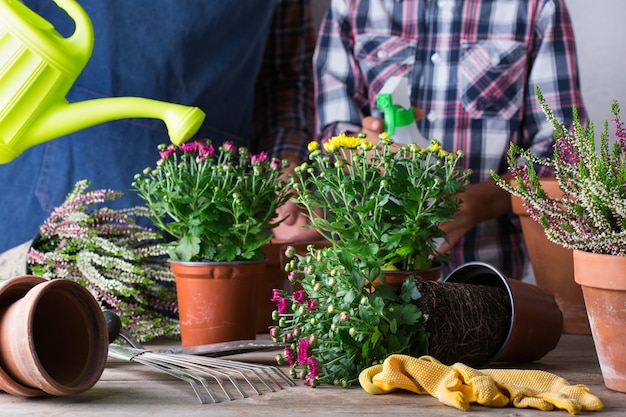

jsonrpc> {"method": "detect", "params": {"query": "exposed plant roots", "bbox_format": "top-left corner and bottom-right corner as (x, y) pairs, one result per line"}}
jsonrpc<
(414, 277), (511, 366)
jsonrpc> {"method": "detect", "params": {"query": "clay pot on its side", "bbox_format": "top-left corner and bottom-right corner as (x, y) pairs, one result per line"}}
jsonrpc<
(169, 259), (265, 347)
(573, 250), (626, 393)
(511, 178), (590, 334)
(444, 261), (563, 364)
(0, 275), (108, 397)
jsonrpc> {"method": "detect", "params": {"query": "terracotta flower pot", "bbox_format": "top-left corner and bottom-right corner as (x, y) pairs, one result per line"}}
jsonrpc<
(0, 275), (108, 397)
(573, 250), (626, 392)
(169, 259), (265, 347)
(511, 178), (590, 334)
(444, 261), (563, 363)
(382, 263), (442, 287)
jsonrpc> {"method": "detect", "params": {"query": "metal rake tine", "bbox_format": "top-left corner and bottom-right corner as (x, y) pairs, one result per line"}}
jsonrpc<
(205, 358), (283, 392)
(152, 354), (247, 399)
(178, 355), (294, 392)
(132, 354), (219, 404)
(201, 356), (295, 389)
(109, 345), (222, 404)
(184, 357), (266, 395)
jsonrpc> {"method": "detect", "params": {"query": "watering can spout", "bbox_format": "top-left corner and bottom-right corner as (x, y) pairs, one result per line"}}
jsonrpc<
(0, 96), (206, 164)
(0, 98), (206, 163)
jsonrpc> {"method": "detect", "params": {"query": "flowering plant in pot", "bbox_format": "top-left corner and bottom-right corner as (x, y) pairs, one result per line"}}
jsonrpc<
(132, 139), (292, 346)
(270, 135), (540, 387)
(274, 244), (429, 387)
(27, 180), (179, 342)
(493, 88), (626, 255)
(132, 139), (292, 262)
(492, 87), (626, 392)
(273, 244), (531, 387)
(290, 133), (471, 272)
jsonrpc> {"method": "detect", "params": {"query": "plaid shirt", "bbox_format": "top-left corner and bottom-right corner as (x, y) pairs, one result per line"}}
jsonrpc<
(314, 0), (585, 277)
(253, 0), (316, 163)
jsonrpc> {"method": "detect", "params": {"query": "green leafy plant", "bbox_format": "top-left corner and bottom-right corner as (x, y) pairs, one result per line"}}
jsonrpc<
(27, 180), (179, 342)
(290, 133), (471, 270)
(272, 133), (470, 387)
(132, 139), (292, 262)
(272, 244), (428, 387)
(492, 87), (626, 255)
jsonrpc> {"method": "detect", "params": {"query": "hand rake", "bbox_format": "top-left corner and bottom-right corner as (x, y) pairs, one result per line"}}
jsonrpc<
(105, 311), (294, 404)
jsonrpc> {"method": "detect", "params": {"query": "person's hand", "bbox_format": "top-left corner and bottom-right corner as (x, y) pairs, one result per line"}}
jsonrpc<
(359, 108), (426, 145)
(271, 156), (322, 242)
(437, 173), (514, 254)
(273, 199), (322, 242)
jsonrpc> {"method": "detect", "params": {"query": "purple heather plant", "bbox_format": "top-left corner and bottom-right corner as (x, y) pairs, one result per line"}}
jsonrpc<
(132, 139), (292, 262)
(492, 87), (626, 255)
(27, 180), (179, 342)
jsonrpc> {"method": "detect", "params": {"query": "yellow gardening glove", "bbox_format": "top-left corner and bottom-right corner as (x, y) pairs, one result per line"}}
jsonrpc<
(359, 355), (506, 411)
(477, 367), (603, 414)
(359, 354), (603, 415)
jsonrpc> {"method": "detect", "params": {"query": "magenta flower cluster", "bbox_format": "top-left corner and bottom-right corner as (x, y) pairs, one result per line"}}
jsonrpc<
(270, 287), (322, 385)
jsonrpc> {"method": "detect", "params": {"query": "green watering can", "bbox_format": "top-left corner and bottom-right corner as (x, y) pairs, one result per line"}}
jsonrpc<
(0, 0), (205, 164)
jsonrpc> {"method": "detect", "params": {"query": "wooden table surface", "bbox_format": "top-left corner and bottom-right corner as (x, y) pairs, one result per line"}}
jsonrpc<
(1, 333), (624, 416)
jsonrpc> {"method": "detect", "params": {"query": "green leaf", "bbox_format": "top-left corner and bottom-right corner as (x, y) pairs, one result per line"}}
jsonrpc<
(175, 235), (200, 261)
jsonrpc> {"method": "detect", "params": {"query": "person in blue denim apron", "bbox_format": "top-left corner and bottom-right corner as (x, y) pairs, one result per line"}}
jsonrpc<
(0, 0), (316, 254)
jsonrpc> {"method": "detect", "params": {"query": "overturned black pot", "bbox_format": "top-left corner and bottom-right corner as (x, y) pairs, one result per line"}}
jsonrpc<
(444, 261), (563, 364)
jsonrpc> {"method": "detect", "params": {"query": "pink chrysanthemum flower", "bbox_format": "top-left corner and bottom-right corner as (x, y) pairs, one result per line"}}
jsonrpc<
(292, 289), (306, 303)
(251, 152), (268, 164)
(179, 141), (198, 153)
(297, 339), (310, 366)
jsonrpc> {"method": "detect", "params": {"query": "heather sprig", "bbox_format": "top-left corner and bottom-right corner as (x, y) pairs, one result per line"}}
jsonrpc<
(290, 133), (470, 270)
(492, 87), (626, 255)
(272, 244), (428, 387)
(132, 139), (292, 262)
(27, 180), (179, 342)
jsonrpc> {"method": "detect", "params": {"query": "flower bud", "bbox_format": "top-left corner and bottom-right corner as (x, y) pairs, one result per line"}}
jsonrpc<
(284, 246), (296, 258)
(327, 304), (335, 314)
(349, 327), (357, 337)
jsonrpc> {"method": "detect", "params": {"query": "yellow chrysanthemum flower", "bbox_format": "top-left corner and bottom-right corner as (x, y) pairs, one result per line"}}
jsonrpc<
(308, 141), (320, 152)
(324, 133), (371, 152)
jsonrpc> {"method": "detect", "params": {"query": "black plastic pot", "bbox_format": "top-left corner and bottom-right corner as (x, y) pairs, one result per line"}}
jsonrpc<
(445, 261), (563, 363)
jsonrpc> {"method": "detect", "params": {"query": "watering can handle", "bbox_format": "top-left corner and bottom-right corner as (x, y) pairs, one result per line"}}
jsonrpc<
(7, 0), (94, 63)
(50, 0), (94, 59)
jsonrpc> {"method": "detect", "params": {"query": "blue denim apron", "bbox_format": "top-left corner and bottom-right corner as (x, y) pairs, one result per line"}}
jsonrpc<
(0, 0), (276, 251)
